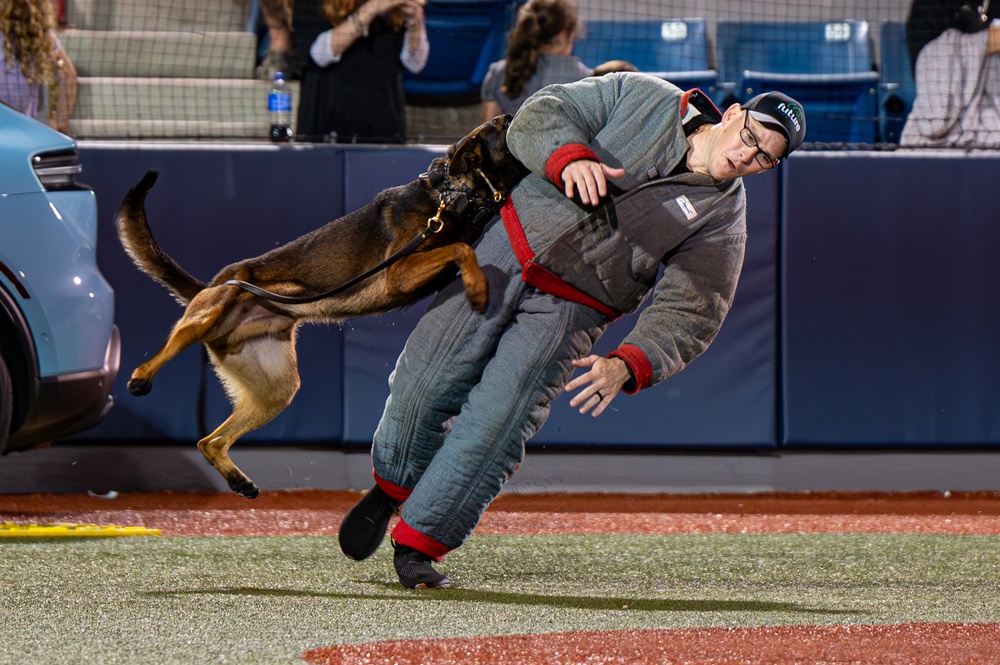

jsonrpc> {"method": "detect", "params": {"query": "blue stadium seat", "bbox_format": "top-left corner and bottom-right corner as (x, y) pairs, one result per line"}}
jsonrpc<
(572, 19), (717, 94)
(403, 0), (522, 99)
(716, 20), (880, 144)
(878, 21), (915, 143)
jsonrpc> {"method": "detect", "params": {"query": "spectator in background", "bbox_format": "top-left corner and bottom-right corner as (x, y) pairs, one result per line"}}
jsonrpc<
(293, 0), (428, 143)
(905, 0), (999, 72)
(1, 0), (76, 134)
(253, 0), (296, 80)
(901, 1), (1000, 146)
(480, 0), (590, 121)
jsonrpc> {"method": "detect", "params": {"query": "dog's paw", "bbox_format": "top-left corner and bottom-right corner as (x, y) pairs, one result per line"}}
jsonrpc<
(464, 272), (489, 313)
(228, 471), (260, 499)
(469, 290), (489, 313)
(128, 378), (152, 396)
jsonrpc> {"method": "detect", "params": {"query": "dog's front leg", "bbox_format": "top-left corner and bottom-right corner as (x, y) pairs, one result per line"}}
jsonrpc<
(387, 243), (488, 311)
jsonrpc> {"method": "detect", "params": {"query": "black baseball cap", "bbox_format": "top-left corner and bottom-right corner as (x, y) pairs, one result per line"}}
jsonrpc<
(742, 92), (807, 158)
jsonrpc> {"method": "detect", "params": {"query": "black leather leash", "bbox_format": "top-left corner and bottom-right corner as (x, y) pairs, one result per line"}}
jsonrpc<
(225, 194), (456, 305)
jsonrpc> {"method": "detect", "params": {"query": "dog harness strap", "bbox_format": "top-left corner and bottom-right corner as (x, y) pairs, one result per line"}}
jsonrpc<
(501, 198), (622, 322)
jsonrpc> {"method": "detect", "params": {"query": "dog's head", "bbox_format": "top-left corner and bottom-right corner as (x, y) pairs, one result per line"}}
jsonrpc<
(436, 114), (529, 208)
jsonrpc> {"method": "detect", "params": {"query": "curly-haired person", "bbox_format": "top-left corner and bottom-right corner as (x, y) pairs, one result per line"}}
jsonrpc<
(0, 0), (76, 134)
(481, 0), (591, 121)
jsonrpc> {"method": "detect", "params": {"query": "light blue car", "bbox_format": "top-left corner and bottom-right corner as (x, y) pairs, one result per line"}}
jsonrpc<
(0, 103), (119, 454)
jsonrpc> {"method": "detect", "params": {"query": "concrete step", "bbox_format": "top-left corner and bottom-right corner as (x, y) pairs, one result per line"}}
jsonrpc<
(70, 77), (299, 139)
(61, 30), (257, 79)
(66, 0), (251, 32)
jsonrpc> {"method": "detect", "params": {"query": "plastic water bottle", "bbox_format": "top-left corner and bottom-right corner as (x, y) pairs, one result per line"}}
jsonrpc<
(268, 71), (292, 142)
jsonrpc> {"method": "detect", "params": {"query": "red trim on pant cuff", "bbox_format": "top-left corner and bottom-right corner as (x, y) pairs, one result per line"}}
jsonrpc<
(392, 520), (450, 562)
(373, 471), (412, 503)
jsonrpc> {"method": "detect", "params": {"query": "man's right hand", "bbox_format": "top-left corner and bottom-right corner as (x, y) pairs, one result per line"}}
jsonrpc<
(561, 160), (626, 205)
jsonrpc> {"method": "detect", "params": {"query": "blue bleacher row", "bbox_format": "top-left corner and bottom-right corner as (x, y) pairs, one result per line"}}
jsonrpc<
(406, 2), (914, 145)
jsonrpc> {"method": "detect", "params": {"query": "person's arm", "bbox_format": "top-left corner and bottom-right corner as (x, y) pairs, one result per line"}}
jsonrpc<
(481, 100), (502, 123)
(480, 61), (504, 122)
(507, 75), (635, 204)
(258, 0), (292, 51)
(622, 212), (747, 403)
(987, 24), (1000, 56)
(902, 30), (975, 143)
(565, 201), (747, 415)
(310, 0), (394, 66)
(399, 3), (428, 74)
(52, 37), (77, 135)
(506, 75), (621, 176)
(311, 9), (376, 67)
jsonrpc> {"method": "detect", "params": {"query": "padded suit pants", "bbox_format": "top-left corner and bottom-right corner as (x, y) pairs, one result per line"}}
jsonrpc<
(371, 220), (608, 558)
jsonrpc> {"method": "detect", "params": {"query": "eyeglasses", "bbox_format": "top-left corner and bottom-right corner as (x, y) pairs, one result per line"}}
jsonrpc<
(740, 112), (779, 170)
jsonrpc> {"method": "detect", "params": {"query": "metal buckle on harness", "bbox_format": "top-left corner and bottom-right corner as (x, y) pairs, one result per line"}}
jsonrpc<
(426, 196), (447, 234)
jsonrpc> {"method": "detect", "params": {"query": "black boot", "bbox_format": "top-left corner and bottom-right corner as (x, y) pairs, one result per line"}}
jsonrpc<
(393, 541), (452, 589)
(338, 485), (400, 560)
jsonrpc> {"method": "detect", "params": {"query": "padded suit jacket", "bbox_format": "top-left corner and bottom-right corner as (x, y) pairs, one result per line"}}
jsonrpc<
(503, 72), (747, 393)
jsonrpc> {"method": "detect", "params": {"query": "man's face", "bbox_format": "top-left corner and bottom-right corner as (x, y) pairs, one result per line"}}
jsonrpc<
(706, 105), (789, 181)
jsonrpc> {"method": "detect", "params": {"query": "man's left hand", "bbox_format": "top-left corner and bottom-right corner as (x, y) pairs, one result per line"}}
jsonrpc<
(566, 355), (631, 417)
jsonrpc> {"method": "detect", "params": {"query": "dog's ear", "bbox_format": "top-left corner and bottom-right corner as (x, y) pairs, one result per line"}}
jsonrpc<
(447, 121), (491, 176)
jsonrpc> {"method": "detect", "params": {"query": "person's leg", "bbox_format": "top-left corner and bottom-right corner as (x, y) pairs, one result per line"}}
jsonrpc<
(340, 222), (523, 560)
(369, 223), (527, 495)
(391, 287), (606, 563)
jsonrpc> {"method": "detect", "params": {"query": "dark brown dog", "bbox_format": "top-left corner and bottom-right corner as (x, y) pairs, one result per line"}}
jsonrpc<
(116, 115), (528, 498)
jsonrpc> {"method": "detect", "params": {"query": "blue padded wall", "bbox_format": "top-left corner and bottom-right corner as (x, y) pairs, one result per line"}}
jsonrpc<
(340, 147), (445, 444)
(782, 153), (1000, 446)
(75, 144), (347, 443)
(66, 145), (1000, 451)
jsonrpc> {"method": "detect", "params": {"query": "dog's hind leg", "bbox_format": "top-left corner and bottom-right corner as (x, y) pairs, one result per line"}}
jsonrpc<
(128, 286), (240, 396)
(197, 334), (301, 498)
(387, 243), (488, 311)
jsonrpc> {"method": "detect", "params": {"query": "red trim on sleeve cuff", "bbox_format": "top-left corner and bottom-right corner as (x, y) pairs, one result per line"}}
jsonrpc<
(545, 143), (599, 185)
(391, 520), (451, 561)
(609, 345), (653, 394)
(373, 470), (413, 503)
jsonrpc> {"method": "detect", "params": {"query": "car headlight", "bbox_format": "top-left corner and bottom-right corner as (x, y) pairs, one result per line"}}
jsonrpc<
(31, 149), (88, 191)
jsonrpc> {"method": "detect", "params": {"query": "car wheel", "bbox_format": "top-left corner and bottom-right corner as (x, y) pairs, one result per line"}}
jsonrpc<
(0, 354), (11, 452)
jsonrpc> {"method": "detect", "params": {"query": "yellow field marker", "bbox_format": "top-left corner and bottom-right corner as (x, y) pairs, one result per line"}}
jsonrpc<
(0, 522), (161, 537)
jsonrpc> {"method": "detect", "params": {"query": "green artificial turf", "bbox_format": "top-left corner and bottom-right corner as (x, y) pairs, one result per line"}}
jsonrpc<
(1, 533), (997, 664)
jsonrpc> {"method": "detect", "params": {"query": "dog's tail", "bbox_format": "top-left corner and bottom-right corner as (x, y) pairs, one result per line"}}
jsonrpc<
(115, 170), (206, 305)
